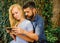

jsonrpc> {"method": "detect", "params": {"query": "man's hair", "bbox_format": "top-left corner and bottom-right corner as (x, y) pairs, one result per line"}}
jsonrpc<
(23, 1), (36, 9)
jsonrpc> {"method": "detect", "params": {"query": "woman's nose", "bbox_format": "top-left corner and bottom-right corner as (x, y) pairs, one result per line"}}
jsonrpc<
(14, 14), (17, 17)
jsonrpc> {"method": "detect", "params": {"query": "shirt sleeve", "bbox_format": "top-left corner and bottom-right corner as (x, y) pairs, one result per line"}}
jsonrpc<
(26, 21), (33, 32)
(35, 20), (44, 36)
(35, 19), (47, 42)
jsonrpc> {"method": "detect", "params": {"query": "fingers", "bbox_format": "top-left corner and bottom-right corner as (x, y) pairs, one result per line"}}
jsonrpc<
(11, 27), (24, 35)
(12, 27), (20, 32)
(6, 30), (10, 33)
(10, 34), (16, 40)
(12, 29), (18, 33)
(11, 29), (19, 35)
(12, 28), (17, 31)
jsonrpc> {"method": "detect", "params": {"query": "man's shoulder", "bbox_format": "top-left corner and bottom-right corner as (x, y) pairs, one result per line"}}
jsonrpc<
(36, 14), (44, 22)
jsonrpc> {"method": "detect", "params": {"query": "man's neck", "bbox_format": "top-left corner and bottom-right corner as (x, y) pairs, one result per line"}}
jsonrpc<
(31, 14), (36, 21)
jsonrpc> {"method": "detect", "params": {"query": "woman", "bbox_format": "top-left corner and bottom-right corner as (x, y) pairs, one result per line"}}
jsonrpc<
(8, 4), (34, 43)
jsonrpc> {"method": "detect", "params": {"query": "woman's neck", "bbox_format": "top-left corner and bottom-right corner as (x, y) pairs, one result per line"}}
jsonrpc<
(19, 17), (25, 23)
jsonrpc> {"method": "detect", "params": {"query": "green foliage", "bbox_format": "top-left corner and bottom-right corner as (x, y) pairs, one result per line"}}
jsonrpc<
(0, 0), (60, 43)
(42, 0), (60, 43)
(45, 26), (60, 43)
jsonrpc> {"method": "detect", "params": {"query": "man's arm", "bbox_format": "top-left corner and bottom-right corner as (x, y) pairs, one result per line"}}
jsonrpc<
(12, 28), (38, 42)
(17, 31), (34, 42)
(23, 30), (38, 41)
(23, 18), (45, 41)
(13, 28), (38, 41)
(12, 28), (34, 42)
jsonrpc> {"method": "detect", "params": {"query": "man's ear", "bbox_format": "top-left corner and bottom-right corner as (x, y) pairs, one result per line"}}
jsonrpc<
(33, 8), (36, 14)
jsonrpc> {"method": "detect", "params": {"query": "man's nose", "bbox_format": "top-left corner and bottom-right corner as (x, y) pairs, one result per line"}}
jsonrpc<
(25, 14), (28, 17)
(25, 13), (28, 16)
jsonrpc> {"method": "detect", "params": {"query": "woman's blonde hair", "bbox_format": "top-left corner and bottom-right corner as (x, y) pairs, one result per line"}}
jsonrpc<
(9, 4), (24, 27)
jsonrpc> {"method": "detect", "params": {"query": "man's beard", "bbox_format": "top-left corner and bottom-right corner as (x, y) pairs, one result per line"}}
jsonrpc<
(25, 14), (34, 21)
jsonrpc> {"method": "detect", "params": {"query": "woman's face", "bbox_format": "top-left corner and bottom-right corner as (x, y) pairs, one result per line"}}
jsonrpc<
(12, 6), (21, 21)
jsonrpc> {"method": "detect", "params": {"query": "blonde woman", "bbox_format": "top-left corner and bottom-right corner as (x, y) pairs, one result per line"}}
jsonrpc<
(8, 4), (34, 43)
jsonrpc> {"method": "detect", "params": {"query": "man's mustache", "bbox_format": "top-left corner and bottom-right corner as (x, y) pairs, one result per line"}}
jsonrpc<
(25, 14), (34, 20)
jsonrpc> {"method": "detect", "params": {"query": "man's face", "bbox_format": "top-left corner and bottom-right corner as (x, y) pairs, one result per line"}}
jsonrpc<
(24, 7), (34, 20)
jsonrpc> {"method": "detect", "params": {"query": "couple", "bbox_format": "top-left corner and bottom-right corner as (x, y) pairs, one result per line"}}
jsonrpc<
(8, 1), (46, 43)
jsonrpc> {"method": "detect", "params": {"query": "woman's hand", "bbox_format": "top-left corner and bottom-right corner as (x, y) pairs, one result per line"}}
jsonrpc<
(10, 33), (16, 41)
(6, 29), (10, 33)
(12, 27), (25, 35)
(6, 28), (16, 40)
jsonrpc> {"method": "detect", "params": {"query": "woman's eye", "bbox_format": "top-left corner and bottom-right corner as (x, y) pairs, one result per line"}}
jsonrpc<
(15, 12), (18, 14)
(12, 14), (14, 15)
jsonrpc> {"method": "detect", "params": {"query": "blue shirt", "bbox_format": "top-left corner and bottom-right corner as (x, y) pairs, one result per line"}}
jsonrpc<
(31, 14), (46, 42)
(10, 19), (33, 43)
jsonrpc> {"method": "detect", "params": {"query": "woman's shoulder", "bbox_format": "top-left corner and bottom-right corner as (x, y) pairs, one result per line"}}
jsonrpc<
(17, 19), (31, 27)
(25, 19), (31, 24)
(24, 19), (31, 24)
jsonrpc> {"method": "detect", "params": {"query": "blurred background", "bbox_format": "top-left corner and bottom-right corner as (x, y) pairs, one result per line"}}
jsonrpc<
(0, 0), (60, 43)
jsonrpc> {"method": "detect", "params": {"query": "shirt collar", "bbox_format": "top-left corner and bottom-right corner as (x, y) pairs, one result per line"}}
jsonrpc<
(33, 14), (38, 22)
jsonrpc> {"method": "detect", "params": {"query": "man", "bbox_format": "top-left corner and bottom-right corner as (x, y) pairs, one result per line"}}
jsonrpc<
(11, 1), (47, 43)
(23, 1), (47, 43)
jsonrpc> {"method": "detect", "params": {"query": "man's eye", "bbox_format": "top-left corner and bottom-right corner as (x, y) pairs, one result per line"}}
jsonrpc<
(27, 11), (29, 13)
(24, 12), (26, 14)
